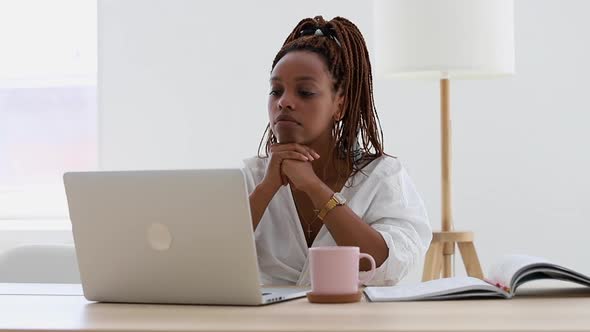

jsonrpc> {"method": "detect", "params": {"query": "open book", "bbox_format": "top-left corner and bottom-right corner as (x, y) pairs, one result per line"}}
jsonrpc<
(364, 254), (590, 301)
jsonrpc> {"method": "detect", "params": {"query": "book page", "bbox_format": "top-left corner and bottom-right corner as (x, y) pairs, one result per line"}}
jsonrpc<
(364, 277), (504, 302)
(512, 266), (590, 290)
(486, 254), (551, 291)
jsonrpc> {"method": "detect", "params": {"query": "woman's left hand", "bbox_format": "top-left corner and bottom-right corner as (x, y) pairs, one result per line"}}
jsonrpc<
(281, 159), (320, 193)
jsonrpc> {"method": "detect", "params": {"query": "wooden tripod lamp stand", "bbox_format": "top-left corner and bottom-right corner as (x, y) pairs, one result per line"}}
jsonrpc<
(374, 0), (515, 280)
(422, 78), (484, 281)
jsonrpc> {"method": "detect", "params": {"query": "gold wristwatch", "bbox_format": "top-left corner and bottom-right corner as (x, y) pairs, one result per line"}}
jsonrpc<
(317, 192), (347, 221)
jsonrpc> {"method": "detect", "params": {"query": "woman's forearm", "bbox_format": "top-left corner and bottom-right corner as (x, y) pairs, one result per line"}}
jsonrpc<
(249, 181), (279, 230)
(303, 180), (389, 271)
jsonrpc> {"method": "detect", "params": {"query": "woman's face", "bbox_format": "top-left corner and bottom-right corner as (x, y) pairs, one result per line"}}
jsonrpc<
(268, 51), (343, 145)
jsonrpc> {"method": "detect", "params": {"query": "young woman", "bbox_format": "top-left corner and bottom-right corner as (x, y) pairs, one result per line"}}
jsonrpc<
(243, 16), (432, 286)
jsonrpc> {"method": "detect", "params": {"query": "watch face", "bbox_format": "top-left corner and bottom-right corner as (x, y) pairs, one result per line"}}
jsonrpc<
(334, 192), (346, 204)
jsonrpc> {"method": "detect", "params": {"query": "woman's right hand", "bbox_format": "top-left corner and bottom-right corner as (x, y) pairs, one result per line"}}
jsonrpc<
(262, 143), (321, 191)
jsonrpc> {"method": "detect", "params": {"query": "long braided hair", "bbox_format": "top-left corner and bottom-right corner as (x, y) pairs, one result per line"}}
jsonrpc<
(257, 16), (391, 187)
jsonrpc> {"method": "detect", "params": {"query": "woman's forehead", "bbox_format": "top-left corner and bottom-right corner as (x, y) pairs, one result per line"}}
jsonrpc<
(270, 51), (331, 83)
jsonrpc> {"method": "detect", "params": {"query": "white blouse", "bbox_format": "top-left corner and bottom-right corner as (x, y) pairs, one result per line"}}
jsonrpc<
(242, 154), (432, 286)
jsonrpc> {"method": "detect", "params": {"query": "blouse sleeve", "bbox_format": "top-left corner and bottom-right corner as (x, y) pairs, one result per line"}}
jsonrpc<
(241, 156), (265, 195)
(358, 165), (433, 286)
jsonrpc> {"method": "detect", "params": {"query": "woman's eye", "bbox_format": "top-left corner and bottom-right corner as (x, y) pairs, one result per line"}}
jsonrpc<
(269, 89), (282, 96)
(300, 91), (315, 97)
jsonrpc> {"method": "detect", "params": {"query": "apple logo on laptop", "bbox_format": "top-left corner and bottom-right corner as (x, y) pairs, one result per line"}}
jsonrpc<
(147, 222), (173, 251)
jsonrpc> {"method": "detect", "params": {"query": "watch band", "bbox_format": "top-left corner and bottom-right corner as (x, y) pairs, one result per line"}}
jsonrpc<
(317, 193), (345, 221)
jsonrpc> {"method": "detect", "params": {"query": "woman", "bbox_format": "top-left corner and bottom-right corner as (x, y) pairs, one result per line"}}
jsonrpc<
(243, 16), (432, 286)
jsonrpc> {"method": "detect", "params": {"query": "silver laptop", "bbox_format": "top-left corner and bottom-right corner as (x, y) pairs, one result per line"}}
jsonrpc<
(63, 169), (308, 305)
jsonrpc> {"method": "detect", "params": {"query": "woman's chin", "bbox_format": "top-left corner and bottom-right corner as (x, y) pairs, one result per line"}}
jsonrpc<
(276, 132), (303, 144)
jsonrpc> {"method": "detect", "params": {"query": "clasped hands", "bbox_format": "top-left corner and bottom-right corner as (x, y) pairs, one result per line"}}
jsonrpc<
(264, 143), (322, 193)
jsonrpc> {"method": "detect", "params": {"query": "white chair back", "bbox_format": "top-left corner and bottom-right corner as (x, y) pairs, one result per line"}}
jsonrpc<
(0, 244), (81, 283)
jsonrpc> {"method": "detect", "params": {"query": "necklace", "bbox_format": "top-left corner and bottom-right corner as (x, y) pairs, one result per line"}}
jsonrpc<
(291, 191), (320, 245)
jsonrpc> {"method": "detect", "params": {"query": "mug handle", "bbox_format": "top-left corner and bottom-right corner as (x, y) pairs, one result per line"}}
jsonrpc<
(358, 253), (377, 285)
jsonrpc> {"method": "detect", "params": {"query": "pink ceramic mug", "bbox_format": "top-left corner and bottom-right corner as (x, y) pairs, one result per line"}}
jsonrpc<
(309, 246), (377, 295)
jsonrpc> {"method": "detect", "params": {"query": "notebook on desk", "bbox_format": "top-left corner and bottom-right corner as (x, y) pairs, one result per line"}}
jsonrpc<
(365, 254), (590, 301)
(63, 168), (308, 305)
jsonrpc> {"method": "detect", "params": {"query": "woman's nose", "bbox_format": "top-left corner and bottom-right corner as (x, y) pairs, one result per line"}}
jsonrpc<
(277, 92), (294, 110)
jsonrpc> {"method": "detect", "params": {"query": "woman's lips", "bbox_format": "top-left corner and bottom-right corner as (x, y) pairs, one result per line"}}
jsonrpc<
(275, 120), (301, 127)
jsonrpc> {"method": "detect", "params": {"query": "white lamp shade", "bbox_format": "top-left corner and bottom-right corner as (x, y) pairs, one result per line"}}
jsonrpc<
(374, 0), (515, 79)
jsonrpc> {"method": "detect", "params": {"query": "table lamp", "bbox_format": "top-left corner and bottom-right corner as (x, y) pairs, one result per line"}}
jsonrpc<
(374, 0), (515, 280)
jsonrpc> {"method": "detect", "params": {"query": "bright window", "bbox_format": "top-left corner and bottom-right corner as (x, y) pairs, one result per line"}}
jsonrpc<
(0, 0), (97, 220)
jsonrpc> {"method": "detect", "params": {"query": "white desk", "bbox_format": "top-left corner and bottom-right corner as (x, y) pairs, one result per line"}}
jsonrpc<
(1, 283), (590, 331)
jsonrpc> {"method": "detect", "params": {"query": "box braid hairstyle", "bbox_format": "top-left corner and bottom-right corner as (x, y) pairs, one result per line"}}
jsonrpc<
(258, 15), (392, 187)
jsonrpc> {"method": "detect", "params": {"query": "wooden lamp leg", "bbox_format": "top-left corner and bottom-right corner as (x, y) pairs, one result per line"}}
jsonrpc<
(458, 241), (483, 279)
(422, 231), (483, 281)
(422, 241), (442, 281)
(421, 78), (484, 282)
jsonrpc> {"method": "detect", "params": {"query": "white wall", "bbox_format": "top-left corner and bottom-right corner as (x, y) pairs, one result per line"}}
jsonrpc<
(100, 0), (590, 283)
(99, 0), (375, 170)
